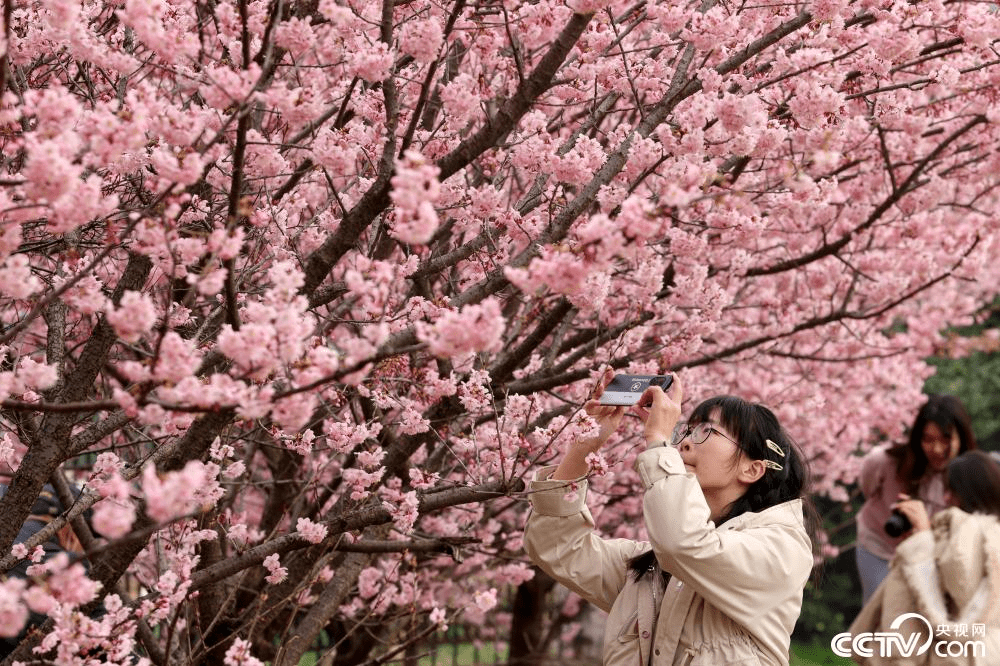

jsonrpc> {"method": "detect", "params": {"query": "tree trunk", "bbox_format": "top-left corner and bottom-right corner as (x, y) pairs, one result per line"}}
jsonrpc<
(507, 567), (556, 666)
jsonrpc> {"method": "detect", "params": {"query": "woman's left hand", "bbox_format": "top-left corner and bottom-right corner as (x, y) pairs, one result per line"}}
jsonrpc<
(582, 368), (628, 448)
(894, 494), (932, 533)
(635, 373), (683, 446)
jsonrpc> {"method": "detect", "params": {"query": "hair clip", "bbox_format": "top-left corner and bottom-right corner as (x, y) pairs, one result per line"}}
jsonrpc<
(763, 460), (784, 471)
(765, 439), (785, 458)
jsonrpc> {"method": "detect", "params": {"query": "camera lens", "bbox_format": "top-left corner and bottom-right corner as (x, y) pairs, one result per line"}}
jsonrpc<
(884, 510), (912, 537)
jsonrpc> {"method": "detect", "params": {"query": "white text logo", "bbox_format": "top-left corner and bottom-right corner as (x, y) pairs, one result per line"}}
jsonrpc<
(831, 613), (987, 659)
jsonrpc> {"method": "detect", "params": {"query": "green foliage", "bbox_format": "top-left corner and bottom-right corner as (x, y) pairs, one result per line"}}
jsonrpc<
(793, 488), (864, 645)
(790, 641), (855, 665)
(794, 561), (861, 645)
(793, 550), (863, 649)
(925, 350), (1000, 448)
(924, 297), (1000, 448)
(413, 643), (507, 666)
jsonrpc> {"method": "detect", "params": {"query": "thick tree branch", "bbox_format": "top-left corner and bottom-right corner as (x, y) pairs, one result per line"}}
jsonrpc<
(435, 12), (593, 181)
(301, 11), (591, 297)
(489, 298), (575, 382)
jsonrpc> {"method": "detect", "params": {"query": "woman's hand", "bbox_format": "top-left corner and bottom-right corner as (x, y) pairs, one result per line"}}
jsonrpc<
(581, 368), (627, 448)
(635, 373), (683, 446)
(893, 494), (932, 533)
(551, 368), (626, 480)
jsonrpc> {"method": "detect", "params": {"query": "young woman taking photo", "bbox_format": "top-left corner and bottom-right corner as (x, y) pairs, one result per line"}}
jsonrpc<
(523, 371), (814, 666)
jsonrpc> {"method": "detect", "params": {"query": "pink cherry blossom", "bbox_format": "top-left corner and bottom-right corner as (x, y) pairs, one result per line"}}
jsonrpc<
(381, 489), (420, 534)
(357, 567), (382, 599)
(105, 291), (158, 343)
(0, 577), (28, 638)
(398, 19), (443, 64)
(0, 255), (41, 300)
(473, 588), (498, 612)
(296, 517), (328, 544)
(142, 461), (220, 524)
(430, 606), (449, 631)
(262, 554), (288, 584)
(417, 298), (506, 358)
(2, 0), (1000, 660)
(92, 497), (138, 540)
(224, 638), (265, 666)
(390, 150), (442, 244)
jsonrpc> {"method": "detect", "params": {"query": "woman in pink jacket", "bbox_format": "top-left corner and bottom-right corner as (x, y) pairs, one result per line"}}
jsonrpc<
(524, 372), (815, 665)
(854, 395), (976, 605)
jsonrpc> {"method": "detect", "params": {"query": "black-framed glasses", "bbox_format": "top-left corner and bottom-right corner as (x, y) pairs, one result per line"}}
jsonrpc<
(670, 421), (739, 448)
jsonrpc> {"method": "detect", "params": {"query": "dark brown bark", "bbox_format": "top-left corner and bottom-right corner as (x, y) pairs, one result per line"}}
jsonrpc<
(507, 569), (557, 666)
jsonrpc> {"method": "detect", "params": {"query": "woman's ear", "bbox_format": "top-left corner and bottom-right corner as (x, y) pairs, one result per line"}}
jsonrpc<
(739, 458), (766, 484)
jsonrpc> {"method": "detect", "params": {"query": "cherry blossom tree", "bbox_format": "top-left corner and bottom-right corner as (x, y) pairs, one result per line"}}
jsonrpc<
(1, 0), (1000, 663)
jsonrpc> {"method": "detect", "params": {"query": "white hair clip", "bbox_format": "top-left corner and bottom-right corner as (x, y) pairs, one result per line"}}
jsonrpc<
(763, 460), (784, 471)
(765, 439), (785, 457)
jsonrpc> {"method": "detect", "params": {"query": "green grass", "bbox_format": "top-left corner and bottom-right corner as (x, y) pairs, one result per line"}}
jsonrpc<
(415, 642), (507, 665)
(790, 641), (854, 665)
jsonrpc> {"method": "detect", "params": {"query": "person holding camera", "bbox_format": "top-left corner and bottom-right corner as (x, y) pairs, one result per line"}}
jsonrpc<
(523, 371), (814, 666)
(853, 395), (977, 605)
(848, 450), (1000, 664)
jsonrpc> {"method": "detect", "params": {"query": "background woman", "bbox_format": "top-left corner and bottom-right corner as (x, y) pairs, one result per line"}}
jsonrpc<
(854, 394), (977, 604)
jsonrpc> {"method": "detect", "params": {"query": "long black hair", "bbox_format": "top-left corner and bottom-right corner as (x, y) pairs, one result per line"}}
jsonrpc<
(887, 394), (976, 493)
(629, 395), (813, 578)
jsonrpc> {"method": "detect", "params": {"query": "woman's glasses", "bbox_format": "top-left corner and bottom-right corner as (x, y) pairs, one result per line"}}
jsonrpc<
(670, 421), (739, 448)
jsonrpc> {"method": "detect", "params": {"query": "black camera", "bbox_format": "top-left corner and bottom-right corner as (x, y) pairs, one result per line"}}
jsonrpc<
(884, 509), (912, 537)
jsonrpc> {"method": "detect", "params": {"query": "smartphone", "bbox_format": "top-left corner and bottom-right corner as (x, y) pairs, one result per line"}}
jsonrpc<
(597, 374), (673, 406)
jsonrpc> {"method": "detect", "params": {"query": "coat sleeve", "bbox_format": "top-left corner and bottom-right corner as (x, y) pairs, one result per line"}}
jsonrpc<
(894, 530), (952, 626)
(896, 513), (998, 628)
(633, 446), (813, 630)
(522, 466), (648, 613)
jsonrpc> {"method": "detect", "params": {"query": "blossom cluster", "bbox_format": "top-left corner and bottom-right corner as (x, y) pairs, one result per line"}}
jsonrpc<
(1, 0), (1000, 662)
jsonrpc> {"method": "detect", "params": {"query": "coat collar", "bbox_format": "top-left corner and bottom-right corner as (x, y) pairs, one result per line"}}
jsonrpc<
(718, 498), (806, 532)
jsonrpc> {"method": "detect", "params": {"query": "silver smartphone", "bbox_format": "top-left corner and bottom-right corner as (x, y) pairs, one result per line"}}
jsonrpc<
(597, 374), (673, 406)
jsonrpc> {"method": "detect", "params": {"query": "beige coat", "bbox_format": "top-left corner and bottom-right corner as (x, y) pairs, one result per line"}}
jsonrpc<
(523, 445), (813, 666)
(849, 508), (1000, 666)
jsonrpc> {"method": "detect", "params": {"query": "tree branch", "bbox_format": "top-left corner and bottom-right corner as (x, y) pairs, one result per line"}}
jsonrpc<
(744, 114), (988, 277)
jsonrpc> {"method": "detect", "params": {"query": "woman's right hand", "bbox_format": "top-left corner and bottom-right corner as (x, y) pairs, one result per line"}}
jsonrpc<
(551, 368), (625, 480)
(893, 494), (932, 533)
